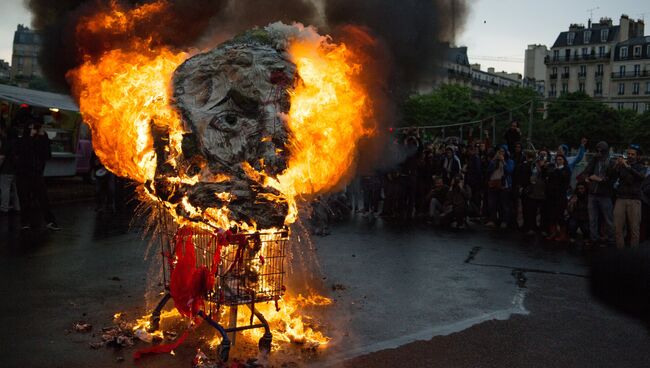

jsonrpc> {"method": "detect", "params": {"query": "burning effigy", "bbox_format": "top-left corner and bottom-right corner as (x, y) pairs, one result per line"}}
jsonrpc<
(63, 0), (375, 362)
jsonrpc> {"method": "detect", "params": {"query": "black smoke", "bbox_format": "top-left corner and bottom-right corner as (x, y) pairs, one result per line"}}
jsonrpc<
(25, 0), (467, 93)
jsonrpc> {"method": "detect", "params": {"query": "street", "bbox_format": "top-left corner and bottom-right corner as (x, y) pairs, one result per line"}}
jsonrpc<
(1, 201), (649, 368)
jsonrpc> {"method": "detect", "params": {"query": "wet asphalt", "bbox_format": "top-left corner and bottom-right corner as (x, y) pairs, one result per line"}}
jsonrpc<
(0, 202), (649, 368)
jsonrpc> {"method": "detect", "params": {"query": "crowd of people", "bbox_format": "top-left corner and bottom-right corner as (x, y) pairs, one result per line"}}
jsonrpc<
(345, 121), (650, 248)
(0, 119), (60, 231)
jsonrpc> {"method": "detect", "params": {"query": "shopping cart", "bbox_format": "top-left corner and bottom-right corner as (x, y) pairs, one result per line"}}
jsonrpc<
(148, 223), (288, 361)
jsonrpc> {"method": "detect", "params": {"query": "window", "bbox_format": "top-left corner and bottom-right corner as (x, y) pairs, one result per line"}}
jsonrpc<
(632, 102), (639, 112)
(601, 29), (609, 42)
(633, 82), (640, 95)
(562, 83), (568, 94)
(619, 65), (626, 76)
(579, 65), (587, 76)
(582, 47), (588, 56)
(646, 81), (650, 94)
(584, 30), (592, 43)
(620, 47), (629, 58)
(579, 82), (585, 92)
(552, 67), (558, 74)
(618, 83), (625, 95)
(553, 50), (560, 61)
(596, 64), (604, 76)
(618, 102), (625, 110)
(17, 57), (23, 65)
(565, 49), (571, 59)
(564, 66), (570, 74)
(634, 46), (642, 57)
(595, 82), (603, 94)
(634, 64), (640, 76)
(599, 46), (606, 57)
(648, 45), (650, 57)
(646, 103), (650, 112)
(567, 32), (575, 45)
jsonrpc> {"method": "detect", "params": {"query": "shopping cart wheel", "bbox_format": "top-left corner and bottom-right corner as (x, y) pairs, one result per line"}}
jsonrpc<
(218, 342), (231, 362)
(258, 333), (272, 354)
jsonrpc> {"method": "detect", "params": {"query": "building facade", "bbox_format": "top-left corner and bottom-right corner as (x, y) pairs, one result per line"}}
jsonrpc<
(431, 45), (523, 99)
(524, 44), (549, 95)
(10, 24), (42, 87)
(545, 15), (650, 112)
(0, 59), (10, 83)
(611, 36), (650, 113)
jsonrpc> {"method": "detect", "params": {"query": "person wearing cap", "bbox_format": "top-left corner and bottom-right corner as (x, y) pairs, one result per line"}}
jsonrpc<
(611, 145), (646, 248)
(579, 141), (616, 246)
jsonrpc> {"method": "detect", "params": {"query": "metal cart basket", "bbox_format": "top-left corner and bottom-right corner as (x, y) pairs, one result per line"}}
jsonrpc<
(149, 224), (288, 361)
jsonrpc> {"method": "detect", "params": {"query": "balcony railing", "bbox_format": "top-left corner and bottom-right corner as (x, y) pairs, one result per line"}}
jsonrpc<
(578, 72), (587, 78)
(545, 52), (611, 64)
(561, 73), (570, 79)
(611, 70), (650, 79)
(595, 71), (604, 78)
(593, 90), (603, 96)
(548, 91), (557, 97)
(549, 74), (558, 79)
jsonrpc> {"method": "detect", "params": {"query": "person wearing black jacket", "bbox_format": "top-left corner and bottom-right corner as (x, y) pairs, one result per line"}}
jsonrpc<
(504, 120), (521, 153)
(580, 141), (616, 246)
(612, 145), (646, 248)
(15, 121), (60, 231)
(545, 154), (571, 241)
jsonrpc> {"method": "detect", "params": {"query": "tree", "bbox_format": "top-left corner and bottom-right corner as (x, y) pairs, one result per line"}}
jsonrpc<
(623, 110), (650, 151)
(402, 84), (479, 127)
(478, 86), (539, 145)
(544, 92), (623, 149)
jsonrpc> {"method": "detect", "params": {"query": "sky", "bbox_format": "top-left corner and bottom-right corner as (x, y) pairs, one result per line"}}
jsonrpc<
(0, 0), (647, 75)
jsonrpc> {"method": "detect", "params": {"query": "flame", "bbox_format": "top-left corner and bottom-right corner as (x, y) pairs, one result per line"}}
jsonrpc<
(209, 291), (332, 350)
(67, 0), (186, 183)
(277, 37), (374, 199)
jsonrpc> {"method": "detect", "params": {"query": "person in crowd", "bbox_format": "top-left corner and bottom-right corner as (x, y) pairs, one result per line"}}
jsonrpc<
(640, 161), (650, 243)
(361, 171), (381, 216)
(522, 150), (547, 234)
(463, 144), (483, 217)
(93, 155), (116, 213)
(441, 146), (461, 185)
(444, 174), (472, 228)
(15, 120), (60, 231)
(580, 141), (615, 246)
(415, 148), (435, 216)
(485, 145), (514, 228)
(567, 181), (590, 243)
(510, 142), (527, 228)
(504, 120), (521, 153)
(611, 145), (646, 248)
(0, 125), (20, 214)
(557, 137), (587, 172)
(427, 176), (449, 225)
(545, 154), (571, 241)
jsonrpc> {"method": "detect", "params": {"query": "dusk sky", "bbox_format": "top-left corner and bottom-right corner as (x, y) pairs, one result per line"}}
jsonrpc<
(0, 0), (647, 76)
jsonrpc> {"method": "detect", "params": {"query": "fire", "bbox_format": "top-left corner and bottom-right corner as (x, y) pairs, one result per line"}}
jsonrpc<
(66, 0), (374, 357)
(276, 37), (374, 199)
(67, 1), (186, 183)
(209, 292), (333, 350)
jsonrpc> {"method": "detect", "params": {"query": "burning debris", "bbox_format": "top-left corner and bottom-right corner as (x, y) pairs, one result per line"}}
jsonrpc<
(72, 321), (93, 333)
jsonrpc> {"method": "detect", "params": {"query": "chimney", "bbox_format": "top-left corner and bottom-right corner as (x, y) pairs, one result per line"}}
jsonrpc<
(488, 67), (495, 73)
(619, 14), (630, 42)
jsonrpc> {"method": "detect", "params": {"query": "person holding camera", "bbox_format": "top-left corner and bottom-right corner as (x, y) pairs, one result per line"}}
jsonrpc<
(611, 145), (645, 248)
(522, 150), (549, 234)
(579, 141), (615, 246)
(485, 145), (514, 228)
(15, 120), (60, 231)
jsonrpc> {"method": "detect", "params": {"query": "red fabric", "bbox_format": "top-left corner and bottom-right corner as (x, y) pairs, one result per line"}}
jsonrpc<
(169, 228), (214, 317)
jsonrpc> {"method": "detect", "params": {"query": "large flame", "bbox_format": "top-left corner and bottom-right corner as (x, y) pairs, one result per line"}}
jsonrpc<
(66, 0), (374, 355)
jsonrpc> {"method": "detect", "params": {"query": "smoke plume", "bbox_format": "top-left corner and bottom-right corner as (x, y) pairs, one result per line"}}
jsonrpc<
(25, 0), (467, 92)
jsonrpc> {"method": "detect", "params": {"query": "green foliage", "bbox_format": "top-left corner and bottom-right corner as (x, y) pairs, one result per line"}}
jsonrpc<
(624, 110), (650, 152)
(402, 84), (478, 127)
